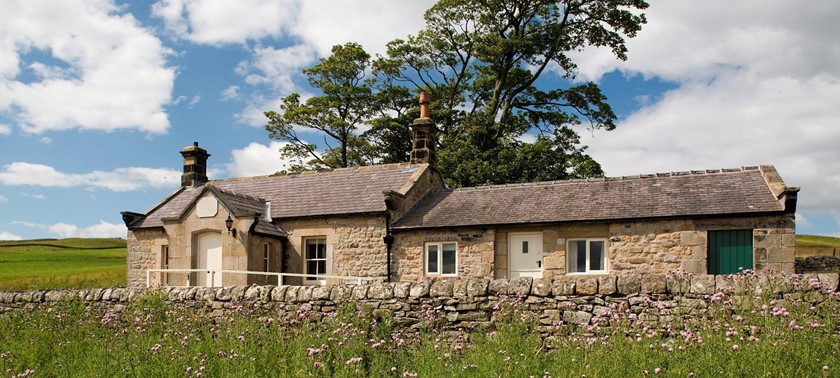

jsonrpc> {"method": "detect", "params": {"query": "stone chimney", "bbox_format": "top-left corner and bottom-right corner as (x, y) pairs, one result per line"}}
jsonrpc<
(180, 142), (210, 187)
(410, 92), (436, 166)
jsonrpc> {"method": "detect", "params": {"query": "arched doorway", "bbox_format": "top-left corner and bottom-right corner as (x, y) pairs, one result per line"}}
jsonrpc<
(196, 232), (222, 287)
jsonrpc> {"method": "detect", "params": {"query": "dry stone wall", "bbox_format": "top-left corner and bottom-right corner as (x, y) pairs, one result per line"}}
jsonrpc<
(3, 273), (837, 332)
(797, 256), (840, 273)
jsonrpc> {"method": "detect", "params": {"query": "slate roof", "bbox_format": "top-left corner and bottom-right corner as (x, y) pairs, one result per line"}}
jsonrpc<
(393, 167), (785, 230)
(130, 163), (426, 229)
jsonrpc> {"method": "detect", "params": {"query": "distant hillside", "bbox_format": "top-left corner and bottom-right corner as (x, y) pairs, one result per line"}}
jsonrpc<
(0, 237), (126, 250)
(796, 234), (839, 257)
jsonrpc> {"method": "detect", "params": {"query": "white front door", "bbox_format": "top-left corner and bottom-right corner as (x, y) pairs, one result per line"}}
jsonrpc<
(509, 233), (543, 278)
(197, 233), (222, 287)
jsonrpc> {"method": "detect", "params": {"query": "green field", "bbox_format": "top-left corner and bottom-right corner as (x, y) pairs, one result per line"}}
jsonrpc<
(797, 234), (840, 257)
(0, 238), (126, 290)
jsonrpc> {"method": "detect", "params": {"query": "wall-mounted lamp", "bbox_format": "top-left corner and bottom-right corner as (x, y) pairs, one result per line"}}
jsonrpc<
(225, 215), (236, 237)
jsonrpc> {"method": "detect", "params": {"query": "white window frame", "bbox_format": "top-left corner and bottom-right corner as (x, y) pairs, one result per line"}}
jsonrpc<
(304, 237), (328, 284)
(263, 243), (270, 273)
(567, 238), (609, 274)
(425, 242), (458, 277)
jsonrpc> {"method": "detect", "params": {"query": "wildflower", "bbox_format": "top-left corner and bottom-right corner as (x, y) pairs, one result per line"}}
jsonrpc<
(732, 344), (740, 351)
(655, 368), (662, 374)
(346, 357), (363, 365)
(391, 367), (397, 373)
(823, 365), (829, 371)
(237, 335), (245, 342)
(403, 372), (418, 377)
(313, 361), (324, 369)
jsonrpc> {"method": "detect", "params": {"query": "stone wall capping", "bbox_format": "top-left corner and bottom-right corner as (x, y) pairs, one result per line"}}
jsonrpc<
(690, 275), (715, 295)
(394, 282), (412, 298)
(409, 282), (431, 298)
(575, 277), (598, 295)
(531, 278), (552, 296)
(488, 279), (510, 295)
(617, 275), (641, 295)
(552, 277), (576, 296)
(598, 276), (617, 295)
(510, 277), (533, 296)
(430, 280), (454, 297)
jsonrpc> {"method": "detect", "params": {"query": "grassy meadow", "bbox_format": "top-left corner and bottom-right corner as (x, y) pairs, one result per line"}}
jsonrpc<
(0, 286), (838, 377)
(0, 238), (126, 290)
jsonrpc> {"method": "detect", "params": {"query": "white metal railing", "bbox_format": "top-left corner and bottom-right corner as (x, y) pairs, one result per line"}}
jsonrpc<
(145, 268), (379, 288)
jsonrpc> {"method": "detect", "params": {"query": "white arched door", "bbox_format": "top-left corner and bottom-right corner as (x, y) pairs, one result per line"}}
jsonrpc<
(197, 233), (222, 287)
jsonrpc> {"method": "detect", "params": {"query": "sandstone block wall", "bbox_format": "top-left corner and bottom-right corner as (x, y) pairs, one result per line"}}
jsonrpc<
(280, 215), (388, 285)
(126, 229), (161, 290)
(392, 228), (495, 281)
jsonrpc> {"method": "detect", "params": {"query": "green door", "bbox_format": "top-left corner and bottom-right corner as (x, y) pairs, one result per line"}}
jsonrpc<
(708, 230), (753, 275)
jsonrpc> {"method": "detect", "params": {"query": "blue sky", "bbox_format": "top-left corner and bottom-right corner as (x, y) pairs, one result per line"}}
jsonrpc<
(1, 0), (839, 240)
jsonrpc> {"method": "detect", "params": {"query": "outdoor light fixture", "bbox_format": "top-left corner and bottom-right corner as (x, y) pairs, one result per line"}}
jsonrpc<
(225, 215), (235, 237)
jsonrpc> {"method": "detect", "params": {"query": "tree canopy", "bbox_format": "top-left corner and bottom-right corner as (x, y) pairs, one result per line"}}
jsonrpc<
(266, 0), (648, 186)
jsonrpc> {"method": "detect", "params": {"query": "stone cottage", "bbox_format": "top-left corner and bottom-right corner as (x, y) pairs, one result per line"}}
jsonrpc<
(122, 96), (799, 289)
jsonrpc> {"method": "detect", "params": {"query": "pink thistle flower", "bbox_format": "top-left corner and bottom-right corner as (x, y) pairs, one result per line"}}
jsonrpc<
(346, 357), (363, 365)
(732, 344), (740, 351)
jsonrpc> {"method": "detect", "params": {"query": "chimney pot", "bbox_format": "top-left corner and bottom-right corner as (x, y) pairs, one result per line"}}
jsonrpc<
(410, 92), (436, 166)
(419, 92), (431, 118)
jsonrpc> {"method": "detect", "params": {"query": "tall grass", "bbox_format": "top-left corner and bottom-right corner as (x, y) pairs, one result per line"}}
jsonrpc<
(1, 285), (837, 377)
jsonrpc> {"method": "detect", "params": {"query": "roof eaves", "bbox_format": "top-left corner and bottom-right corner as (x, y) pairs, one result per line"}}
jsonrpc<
(391, 209), (788, 232)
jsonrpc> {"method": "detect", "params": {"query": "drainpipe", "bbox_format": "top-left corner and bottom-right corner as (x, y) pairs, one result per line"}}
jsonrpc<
(382, 190), (398, 282)
(383, 212), (394, 282)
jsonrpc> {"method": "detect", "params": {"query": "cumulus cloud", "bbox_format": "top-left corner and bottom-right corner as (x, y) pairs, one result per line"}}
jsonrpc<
(0, 0), (174, 134)
(13, 220), (126, 238)
(0, 124), (10, 135)
(568, 0), (840, 226)
(226, 141), (294, 177)
(0, 231), (22, 241)
(151, 0), (432, 126)
(152, 0), (299, 45)
(0, 162), (181, 191)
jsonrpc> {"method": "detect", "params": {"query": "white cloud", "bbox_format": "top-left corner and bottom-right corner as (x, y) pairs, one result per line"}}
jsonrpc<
(226, 141), (294, 177)
(14, 220), (126, 238)
(0, 0), (175, 134)
(0, 124), (10, 135)
(189, 94), (201, 106)
(151, 0), (432, 127)
(0, 194), (7, 203)
(21, 193), (47, 200)
(573, 0), (840, 225)
(292, 0), (432, 56)
(0, 162), (181, 191)
(152, 0), (299, 44)
(39, 136), (52, 144)
(0, 231), (22, 241)
(237, 44), (316, 93)
(221, 85), (239, 101)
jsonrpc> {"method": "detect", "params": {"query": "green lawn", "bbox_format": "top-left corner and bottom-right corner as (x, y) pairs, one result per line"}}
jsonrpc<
(0, 238), (126, 290)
